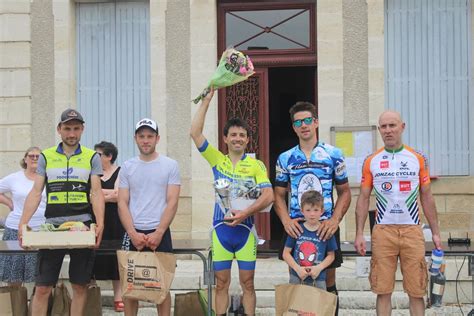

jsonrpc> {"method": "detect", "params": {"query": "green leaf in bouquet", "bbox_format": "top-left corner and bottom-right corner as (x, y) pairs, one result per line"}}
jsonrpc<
(192, 48), (255, 104)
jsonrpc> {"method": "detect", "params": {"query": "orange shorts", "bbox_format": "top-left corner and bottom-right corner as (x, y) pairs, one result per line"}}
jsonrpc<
(369, 225), (428, 298)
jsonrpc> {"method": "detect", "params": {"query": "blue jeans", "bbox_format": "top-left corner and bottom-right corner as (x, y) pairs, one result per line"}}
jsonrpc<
(289, 273), (326, 290)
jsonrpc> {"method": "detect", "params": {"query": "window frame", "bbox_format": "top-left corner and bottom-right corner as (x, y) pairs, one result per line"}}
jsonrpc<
(218, 1), (316, 63)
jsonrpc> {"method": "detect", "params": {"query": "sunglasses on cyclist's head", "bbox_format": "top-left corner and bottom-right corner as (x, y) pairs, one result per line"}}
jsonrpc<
(293, 117), (315, 128)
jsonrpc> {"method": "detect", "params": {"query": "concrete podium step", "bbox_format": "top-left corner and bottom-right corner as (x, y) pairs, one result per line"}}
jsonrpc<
(95, 257), (472, 305)
(19, 256), (472, 314)
(99, 304), (474, 315)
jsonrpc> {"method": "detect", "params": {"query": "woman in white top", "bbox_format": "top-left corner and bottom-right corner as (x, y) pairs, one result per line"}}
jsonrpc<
(0, 147), (46, 285)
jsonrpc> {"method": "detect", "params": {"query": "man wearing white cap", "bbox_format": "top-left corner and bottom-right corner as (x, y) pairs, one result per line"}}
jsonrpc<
(118, 118), (181, 316)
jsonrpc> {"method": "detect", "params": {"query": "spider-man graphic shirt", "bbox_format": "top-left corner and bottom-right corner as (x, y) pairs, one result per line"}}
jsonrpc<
(285, 225), (338, 282)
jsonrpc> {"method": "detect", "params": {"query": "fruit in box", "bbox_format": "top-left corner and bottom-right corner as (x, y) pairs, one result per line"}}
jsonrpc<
(22, 224), (96, 249)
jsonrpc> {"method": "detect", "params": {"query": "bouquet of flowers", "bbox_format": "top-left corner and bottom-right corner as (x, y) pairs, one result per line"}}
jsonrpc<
(192, 47), (255, 104)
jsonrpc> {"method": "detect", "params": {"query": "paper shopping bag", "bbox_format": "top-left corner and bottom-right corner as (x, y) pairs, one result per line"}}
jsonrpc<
(0, 286), (28, 316)
(275, 283), (337, 316)
(0, 292), (13, 316)
(174, 291), (206, 316)
(117, 250), (176, 305)
(83, 281), (102, 316)
(197, 289), (217, 316)
(197, 289), (216, 315)
(50, 283), (71, 316)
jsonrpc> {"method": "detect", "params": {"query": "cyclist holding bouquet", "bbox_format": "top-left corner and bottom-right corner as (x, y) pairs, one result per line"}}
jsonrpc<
(191, 88), (273, 316)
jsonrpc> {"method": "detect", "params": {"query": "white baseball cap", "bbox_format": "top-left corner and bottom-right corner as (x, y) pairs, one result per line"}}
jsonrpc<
(135, 118), (159, 134)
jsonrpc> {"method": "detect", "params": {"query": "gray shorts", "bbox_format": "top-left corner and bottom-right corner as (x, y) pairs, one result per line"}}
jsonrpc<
(289, 273), (326, 290)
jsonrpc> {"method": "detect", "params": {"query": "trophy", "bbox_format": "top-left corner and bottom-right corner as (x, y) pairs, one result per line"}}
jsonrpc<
(214, 178), (235, 221)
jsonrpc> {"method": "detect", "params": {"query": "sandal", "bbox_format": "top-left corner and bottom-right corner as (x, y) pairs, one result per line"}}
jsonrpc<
(114, 300), (124, 312)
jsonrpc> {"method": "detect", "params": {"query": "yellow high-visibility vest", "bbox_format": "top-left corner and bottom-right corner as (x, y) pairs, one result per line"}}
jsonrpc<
(42, 145), (96, 218)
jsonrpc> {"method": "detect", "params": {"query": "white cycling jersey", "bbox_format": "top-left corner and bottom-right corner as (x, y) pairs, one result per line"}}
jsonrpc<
(361, 145), (431, 225)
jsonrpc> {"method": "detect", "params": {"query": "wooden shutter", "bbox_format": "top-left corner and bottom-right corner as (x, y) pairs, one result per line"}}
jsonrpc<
(76, 2), (150, 163)
(385, 0), (470, 175)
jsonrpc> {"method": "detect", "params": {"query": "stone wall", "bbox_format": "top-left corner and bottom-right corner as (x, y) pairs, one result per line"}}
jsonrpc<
(189, 0), (218, 239)
(0, 0), (32, 219)
(0, 0), (31, 176)
(317, 0), (344, 142)
(165, 0), (192, 239)
(31, 0), (55, 149)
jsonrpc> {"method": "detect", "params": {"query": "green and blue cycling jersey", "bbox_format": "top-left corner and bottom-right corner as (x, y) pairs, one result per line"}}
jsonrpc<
(198, 139), (271, 271)
(198, 139), (272, 228)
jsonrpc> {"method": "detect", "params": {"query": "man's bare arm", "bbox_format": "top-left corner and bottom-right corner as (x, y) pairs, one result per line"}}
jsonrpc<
(190, 88), (215, 148)
(420, 184), (442, 249)
(355, 186), (372, 236)
(19, 175), (45, 227)
(274, 186), (303, 238)
(317, 182), (351, 241)
(156, 184), (181, 234)
(117, 187), (135, 234)
(241, 187), (274, 217)
(18, 175), (45, 240)
(118, 187), (147, 250)
(90, 175), (105, 247)
(354, 186), (372, 256)
(146, 185), (180, 250)
(226, 187), (274, 227)
(332, 182), (352, 223)
(274, 186), (289, 222)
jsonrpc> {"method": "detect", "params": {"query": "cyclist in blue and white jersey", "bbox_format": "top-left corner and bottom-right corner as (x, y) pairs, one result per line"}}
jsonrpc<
(274, 101), (351, 316)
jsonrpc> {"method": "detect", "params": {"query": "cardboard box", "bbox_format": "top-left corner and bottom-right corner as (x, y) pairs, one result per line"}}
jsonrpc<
(22, 224), (96, 249)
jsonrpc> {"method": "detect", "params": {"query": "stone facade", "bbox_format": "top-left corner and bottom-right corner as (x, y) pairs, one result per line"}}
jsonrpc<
(0, 0), (472, 242)
(0, 0), (32, 218)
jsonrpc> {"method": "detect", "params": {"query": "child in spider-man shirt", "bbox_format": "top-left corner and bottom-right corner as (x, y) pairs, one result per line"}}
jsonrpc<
(282, 190), (337, 290)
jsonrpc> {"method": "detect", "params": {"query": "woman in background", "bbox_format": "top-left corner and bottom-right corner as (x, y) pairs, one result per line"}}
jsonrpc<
(92, 141), (125, 312)
(0, 146), (46, 285)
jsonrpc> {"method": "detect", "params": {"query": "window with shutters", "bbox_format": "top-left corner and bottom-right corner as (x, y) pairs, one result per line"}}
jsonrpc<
(385, 0), (471, 176)
(76, 1), (150, 164)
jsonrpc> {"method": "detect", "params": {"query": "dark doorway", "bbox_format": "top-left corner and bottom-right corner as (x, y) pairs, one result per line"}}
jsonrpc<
(268, 66), (316, 241)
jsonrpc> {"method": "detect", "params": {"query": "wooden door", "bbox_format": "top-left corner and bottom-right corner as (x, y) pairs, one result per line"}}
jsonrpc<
(218, 68), (270, 239)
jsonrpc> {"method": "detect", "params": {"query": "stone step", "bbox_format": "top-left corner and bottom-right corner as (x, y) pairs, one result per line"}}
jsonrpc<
(99, 289), (411, 309)
(20, 285), (473, 314)
(99, 305), (474, 316)
(40, 256), (472, 310)
(92, 257), (472, 306)
(99, 285), (473, 311)
(340, 306), (474, 316)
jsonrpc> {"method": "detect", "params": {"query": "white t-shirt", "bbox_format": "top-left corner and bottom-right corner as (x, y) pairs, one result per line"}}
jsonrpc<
(0, 170), (46, 230)
(119, 155), (180, 230)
